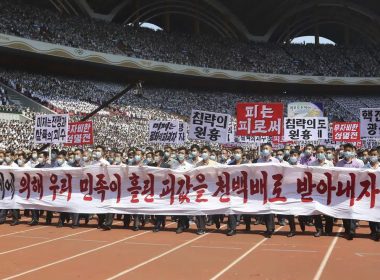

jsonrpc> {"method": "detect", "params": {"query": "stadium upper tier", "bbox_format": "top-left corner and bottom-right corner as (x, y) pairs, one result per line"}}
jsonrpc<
(0, 0), (379, 78)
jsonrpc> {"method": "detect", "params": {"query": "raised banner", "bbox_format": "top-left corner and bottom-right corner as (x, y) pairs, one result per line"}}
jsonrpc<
(148, 120), (179, 144)
(284, 117), (328, 141)
(34, 114), (69, 144)
(0, 164), (379, 222)
(332, 122), (360, 142)
(236, 103), (283, 136)
(189, 110), (230, 143)
(66, 121), (94, 146)
(287, 102), (324, 117)
(360, 108), (380, 138)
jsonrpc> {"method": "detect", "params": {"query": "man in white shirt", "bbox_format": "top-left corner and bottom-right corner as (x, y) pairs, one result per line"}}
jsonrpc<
(89, 146), (111, 230)
(174, 147), (194, 234)
(310, 145), (334, 237)
(195, 146), (220, 235)
(0, 150), (19, 225)
(364, 148), (380, 241)
(254, 143), (277, 238)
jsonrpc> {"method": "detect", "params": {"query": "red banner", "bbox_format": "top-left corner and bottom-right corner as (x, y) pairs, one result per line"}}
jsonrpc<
(236, 103), (283, 136)
(332, 122), (360, 142)
(66, 121), (93, 146)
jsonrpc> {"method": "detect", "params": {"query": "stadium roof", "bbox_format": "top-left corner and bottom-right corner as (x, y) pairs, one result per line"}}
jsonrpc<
(27, 0), (380, 44)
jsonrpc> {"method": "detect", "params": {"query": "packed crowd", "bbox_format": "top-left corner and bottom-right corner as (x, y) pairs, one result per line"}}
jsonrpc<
(0, 0), (379, 77)
(2, 69), (380, 151)
(0, 142), (379, 241)
(0, 85), (10, 105)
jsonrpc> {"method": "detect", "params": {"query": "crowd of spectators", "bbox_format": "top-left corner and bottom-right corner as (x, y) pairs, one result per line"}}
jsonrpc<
(0, 0), (379, 77)
(1, 69), (379, 150)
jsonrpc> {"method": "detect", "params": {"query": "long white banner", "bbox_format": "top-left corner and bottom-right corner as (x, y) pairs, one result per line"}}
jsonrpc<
(0, 164), (379, 222)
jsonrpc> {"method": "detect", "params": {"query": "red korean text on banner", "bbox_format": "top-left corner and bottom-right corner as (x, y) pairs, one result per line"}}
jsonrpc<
(332, 122), (360, 142)
(65, 121), (94, 146)
(236, 103), (283, 136)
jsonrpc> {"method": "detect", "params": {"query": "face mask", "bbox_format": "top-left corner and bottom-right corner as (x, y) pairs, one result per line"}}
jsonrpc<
(128, 158), (134, 164)
(277, 155), (283, 161)
(57, 159), (64, 166)
(145, 158), (152, 163)
(326, 153), (333, 160)
(32, 153), (38, 160)
(0, 158), (3, 164)
(304, 149), (312, 157)
(83, 156), (89, 162)
(17, 159), (24, 166)
(260, 149), (270, 157)
(343, 151), (354, 160)
(51, 153), (57, 160)
(68, 158), (75, 164)
(5, 157), (12, 163)
(234, 153), (242, 161)
(171, 154), (177, 159)
(289, 157), (298, 164)
(191, 151), (198, 158)
(201, 153), (209, 161)
(135, 155), (141, 162)
(115, 157), (121, 163)
(154, 156), (160, 162)
(221, 155), (227, 160)
(108, 158), (114, 163)
(339, 150), (344, 157)
(316, 153), (326, 161)
(177, 154), (185, 162)
(164, 152), (170, 159)
(75, 155), (81, 161)
(369, 156), (379, 163)
(284, 150), (290, 156)
(210, 155), (217, 161)
(362, 156), (369, 163)
(38, 157), (44, 164)
(95, 151), (102, 159)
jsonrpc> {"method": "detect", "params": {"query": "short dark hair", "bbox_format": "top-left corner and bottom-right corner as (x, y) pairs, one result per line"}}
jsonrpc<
(201, 146), (211, 153)
(155, 150), (164, 157)
(343, 143), (355, 150)
(190, 144), (200, 151)
(261, 143), (272, 149)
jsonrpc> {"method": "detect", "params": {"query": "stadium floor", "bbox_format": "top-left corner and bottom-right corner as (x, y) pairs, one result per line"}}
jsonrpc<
(0, 214), (379, 280)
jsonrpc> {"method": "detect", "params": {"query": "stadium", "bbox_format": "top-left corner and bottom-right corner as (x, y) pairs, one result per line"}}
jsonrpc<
(0, 0), (379, 279)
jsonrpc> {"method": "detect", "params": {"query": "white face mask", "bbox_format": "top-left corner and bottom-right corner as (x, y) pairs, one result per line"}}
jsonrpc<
(37, 157), (44, 164)
(57, 159), (65, 166)
(95, 151), (102, 159)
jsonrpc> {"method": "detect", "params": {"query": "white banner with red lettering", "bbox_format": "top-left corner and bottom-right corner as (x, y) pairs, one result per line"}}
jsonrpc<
(0, 164), (379, 222)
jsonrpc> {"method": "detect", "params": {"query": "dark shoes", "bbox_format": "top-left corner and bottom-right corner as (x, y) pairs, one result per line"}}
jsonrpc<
(227, 230), (236, 236)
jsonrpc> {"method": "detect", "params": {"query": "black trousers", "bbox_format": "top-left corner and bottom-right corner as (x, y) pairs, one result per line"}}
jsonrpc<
(0, 209), (19, 222)
(177, 215), (190, 229)
(369, 222), (380, 234)
(263, 214), (275, 233)
(104, 213), (114, 227)
(154, 215), (166, 229)
(314, 215), (334, 233)
(343, 219), (356, 235)
(31, 210), (53, 222)
(227, 215), (251, 230)
(97, 214), (106, 227)
(195, 215), (206, 231)
(285, 215), (296, 232)
(58, 212), (71, 225)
